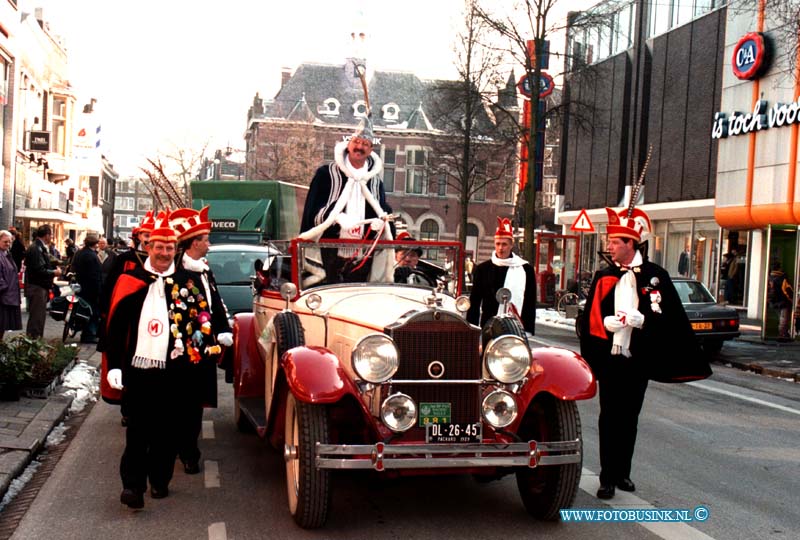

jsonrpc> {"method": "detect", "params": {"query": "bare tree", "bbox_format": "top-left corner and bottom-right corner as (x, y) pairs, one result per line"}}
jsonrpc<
(161, 141), (209, 205)
(248, 123), (320, 186)
(475, 0), (618, 261)
(426, 0), (520, 247)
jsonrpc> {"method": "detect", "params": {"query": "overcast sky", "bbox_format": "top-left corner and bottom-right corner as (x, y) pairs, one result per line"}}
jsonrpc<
(27, 0), (581, 177)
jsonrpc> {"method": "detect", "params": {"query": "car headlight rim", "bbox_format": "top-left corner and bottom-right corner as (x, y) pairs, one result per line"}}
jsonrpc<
(380, 393), (417, 432)
(352, 333), (399, 384)
(484, 335), (531, 384)
(482, 389), (518, 428)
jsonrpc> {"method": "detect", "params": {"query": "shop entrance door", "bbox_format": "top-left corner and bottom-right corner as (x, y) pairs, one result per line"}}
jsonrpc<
(763, 226), (798, 341)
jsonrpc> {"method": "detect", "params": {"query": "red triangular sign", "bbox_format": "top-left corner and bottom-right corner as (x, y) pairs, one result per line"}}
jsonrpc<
(570, 209), (595, 232)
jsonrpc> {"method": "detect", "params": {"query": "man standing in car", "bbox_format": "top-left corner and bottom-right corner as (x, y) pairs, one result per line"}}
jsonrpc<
(467, 218), (536, 333)
(579, 206), (711, 500)
(168, 206), (232, 475)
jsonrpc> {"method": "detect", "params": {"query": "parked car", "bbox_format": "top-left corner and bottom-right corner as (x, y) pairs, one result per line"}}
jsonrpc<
(232, 238), (596, 529)
(206, 243), (280, 319)
(574, 277), (739, 354)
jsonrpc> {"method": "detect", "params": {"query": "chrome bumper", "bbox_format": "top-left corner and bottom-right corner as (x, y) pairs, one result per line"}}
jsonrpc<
(315, 440), (581, 471)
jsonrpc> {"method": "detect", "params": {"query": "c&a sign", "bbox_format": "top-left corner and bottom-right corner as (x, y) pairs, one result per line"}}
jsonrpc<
(732, 32), (770, 80)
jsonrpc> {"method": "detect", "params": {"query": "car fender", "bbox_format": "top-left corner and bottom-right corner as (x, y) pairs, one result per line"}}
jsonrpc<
(280, 345), (364, 404)
(518, 347), (596, 406)
(233, 313), (265, 399)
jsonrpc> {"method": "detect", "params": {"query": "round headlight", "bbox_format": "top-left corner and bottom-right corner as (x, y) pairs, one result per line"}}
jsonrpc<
(484, 335), (531, 383)
(352, 334), (399, 383)
(305, 293), (322, 310)
(381, 393), (417, 432)
(482, 389), (518, 428)
(455, 295), (471, 313)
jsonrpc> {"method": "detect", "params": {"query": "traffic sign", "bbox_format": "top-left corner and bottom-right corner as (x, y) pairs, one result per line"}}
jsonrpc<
(570, 209), (595, 233)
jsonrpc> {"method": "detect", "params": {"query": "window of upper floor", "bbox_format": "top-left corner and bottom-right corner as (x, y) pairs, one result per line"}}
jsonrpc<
(353, 100), (368, 118)
(318, 98), (340, 117)
(382, 102), (400, 122)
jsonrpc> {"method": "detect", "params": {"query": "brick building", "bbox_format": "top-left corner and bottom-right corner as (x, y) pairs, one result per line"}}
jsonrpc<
(243, 56), (520, 262)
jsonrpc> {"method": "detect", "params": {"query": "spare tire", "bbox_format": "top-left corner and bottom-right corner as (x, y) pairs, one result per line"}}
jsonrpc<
(481, 315), (526, 346)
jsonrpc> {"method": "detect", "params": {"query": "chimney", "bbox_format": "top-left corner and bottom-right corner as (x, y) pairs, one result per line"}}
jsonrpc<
(281, 68), (292, 89)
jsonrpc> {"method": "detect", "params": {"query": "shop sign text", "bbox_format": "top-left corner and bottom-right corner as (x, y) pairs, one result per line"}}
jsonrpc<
(711, 99), (800, 139)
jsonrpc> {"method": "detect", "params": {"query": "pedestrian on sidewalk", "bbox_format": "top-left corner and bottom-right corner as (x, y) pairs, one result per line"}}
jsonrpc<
(23, 225), (62, 338)
(578, 202), (711, 501)
(8, 227), (25, 271)
(168, 206), (232, 476)
(70, 234), (102, 343)
(768, 260), (794, 341)
(0, 230), (22, 339)
(104, 214), (179, 509)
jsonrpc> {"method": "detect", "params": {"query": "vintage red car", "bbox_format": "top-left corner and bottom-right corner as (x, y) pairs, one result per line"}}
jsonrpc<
(232, 238), (596, 528)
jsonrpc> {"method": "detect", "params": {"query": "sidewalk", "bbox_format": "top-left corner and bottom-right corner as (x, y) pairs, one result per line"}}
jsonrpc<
(719, 317), (800, 382)
(0, 313), (101, 501)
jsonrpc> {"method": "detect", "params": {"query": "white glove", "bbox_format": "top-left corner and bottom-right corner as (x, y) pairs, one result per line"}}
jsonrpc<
(217, 332), (233, 347)
(603, 315), (625, 333)
(335, 213), (356, 232)
(107, 369), (123, 390)
(368, 217), (385, 231)
(620, 308), (645, 328)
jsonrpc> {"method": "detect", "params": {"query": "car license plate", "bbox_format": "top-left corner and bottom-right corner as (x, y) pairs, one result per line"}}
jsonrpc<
(691, 322), (713, 330)
(419, 402), (451, 426)
(426, 422), (482, 444)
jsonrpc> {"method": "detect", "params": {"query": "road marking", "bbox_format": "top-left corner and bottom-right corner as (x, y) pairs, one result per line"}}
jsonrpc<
(208, 522), (227, 540)
(687, 380), (800, 416)
(580, 468), (715, 539)
(205, 460), (220, 488)
(202, 420), (215, 439)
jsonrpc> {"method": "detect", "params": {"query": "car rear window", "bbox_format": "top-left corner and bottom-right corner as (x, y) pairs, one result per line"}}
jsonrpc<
(674, 280), (715, 303)
(208, 250), (273, 285)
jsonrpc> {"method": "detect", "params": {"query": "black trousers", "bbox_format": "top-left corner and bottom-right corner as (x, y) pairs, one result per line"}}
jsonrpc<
(597, 356), (649, 485)
(119, 368), (175, 493)
(176, 402), (203, 464)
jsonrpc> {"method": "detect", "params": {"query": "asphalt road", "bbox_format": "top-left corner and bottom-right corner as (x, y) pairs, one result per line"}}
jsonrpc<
(8, 325), (800, 540)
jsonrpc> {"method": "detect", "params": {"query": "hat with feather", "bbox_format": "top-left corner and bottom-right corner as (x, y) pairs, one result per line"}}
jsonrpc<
(350, 63), (380, 146)
(149, 211), (177, 244)
(606, 147), (653, 243)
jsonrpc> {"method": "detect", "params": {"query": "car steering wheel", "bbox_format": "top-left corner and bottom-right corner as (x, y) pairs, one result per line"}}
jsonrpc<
(405, 269), (436, 287)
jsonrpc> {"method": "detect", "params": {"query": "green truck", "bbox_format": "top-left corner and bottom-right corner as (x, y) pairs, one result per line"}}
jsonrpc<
(190, 180), (308, 244)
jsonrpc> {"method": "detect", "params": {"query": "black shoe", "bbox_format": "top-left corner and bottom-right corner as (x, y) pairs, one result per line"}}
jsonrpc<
(150, 486), (169, 499)
(616, 478), (636, 492)
(183, 460), (201, 475)
(596, 484), (615, 500)
(120, 488), (144, 509)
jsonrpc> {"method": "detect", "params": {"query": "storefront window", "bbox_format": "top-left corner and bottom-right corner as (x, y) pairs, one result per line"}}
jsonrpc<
(692, 220), (720, 293)
(666, 221), (692, 277)
(720, 229), (748, 306)
(651, 221), (667, 267)
(764, 226), (797, 340)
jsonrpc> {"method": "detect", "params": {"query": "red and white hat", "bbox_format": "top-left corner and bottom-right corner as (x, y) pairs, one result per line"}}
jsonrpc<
(169, 206), (211, 242)
(149, 211), (177, 244)
(605, 207), (652, 243)
(494, 217), (513, 240)
(134, 210), (156, 235)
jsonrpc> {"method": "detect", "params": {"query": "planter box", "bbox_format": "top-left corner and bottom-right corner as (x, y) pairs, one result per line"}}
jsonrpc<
(23, 358), (77, 400)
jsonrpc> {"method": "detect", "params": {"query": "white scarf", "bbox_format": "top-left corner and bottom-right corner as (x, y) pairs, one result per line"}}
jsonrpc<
(491, 252), (528, 316)
(182, 253), (213, 311)
(131, 259), (174, 369)
(612, 251), (642, 357)
(298, 140), (390, 243)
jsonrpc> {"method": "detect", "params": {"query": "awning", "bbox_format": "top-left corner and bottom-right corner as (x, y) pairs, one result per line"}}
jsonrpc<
(15, 207), (82, 225)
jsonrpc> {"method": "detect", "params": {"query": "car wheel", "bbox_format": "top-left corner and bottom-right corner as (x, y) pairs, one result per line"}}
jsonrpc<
(481, 315), (526, 346)
(574, 312), (583, 339)
(284, 393), (331, 529)
(274, 311), (305, 358)
(515, 394), (582, 521)
(703, 339), (723, 356)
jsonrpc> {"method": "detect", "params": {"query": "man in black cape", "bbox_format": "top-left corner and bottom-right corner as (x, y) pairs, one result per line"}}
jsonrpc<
(579, 206), (711, 500)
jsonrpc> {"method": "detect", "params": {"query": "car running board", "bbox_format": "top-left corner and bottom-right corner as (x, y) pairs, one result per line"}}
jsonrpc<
(239, 396), (268, 437)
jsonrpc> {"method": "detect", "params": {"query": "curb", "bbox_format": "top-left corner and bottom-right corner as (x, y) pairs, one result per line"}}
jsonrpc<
(0, 395), (73, 500)
(714, 357), (800, 382)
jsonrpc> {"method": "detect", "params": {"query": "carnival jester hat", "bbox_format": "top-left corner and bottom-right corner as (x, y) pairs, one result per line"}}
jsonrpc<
(135, 210), (156, 235)
(494, 217), (514, 240)
(350, 63), (380, 146)
(149, 211), (177, 244)
(169, 206), (211, 242)
(605, 147), (653, 243)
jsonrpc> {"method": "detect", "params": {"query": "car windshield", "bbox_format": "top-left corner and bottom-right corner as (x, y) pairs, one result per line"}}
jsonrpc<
(266, 239), (464, 295)
(674, 280), (716, 303)
(208, 248), (276, 285)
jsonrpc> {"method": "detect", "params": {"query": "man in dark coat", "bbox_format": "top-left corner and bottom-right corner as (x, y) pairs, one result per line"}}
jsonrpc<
(71, 234), (103, 343)
(168, 206), (232, 475)
(104, 217), (179, 509)
(299, 121), (393, 284)
(9, 227), (25, 271)
(467, 218), (536, 333)
(579, 207), (711, 500)
(23, 225), (62, 338)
